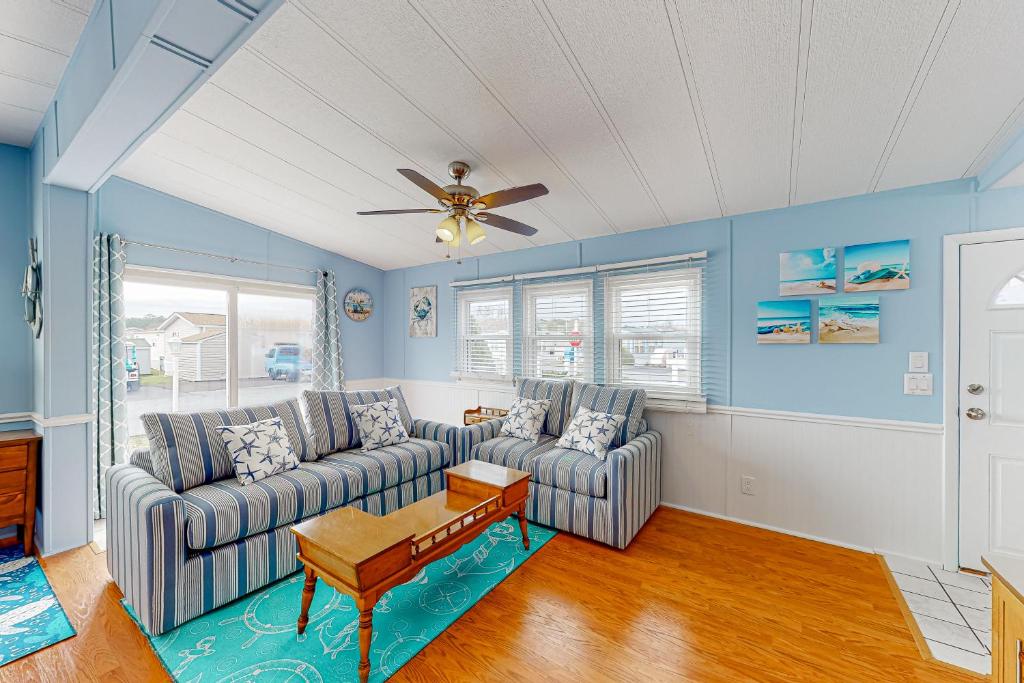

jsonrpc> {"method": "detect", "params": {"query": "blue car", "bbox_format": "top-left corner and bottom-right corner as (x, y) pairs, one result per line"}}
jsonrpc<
(264, 344), (312, 382)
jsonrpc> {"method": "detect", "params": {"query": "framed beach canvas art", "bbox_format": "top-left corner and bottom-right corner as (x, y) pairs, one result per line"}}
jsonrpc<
(844, 239), (910, 291)
(779, 247), (837, 295)
(819, 294), (879, 344)
(409, 285), (437, 337)
(757, 300), (811, 344)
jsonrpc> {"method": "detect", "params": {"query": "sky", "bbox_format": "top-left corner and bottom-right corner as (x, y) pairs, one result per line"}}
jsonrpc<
(757, 299), (811, 320)
(844, 239), (910, 269)
(779, 247), (836, 281)
(124, 282), (311, 321)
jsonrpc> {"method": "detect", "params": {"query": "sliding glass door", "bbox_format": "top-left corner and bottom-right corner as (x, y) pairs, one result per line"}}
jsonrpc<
(123, 268), (314, 454)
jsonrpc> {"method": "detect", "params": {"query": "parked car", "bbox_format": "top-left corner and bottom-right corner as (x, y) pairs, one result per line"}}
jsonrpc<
(264, 343), (311, 382)
(125, 342), (140, 392)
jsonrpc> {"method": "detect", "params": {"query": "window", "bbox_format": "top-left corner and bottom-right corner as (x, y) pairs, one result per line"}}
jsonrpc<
(124, 268), (314, 451)
(522, 280), (593, 381)
(994, 269), (1024, 308)
(455, 287), (513, 380)
(605, 269), (702, 399)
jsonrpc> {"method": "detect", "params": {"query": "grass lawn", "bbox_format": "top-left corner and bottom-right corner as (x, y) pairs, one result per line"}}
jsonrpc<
(140, 371), (171, 388)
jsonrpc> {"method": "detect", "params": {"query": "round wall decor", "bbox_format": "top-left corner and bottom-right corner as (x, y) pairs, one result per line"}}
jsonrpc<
(344, 288), (373, 321)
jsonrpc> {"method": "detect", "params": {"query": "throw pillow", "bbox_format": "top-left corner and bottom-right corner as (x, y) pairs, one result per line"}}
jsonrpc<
(500, 397), (551, 442)
(215, 418), (299, 486)
(557, 408), (626, 460)
(351, 398), (410, 451)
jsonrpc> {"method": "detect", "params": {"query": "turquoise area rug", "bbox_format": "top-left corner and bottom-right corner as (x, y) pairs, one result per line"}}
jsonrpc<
(0, 545), (75, 666)
(129, 520), (555, 682)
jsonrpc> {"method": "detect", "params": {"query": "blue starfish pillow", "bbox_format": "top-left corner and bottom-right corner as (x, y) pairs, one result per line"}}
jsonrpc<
(216, 417), (299, 485)
(500, 397), (551, 442)
(351, 398), (410, 451)
(557, 408), (626, 459)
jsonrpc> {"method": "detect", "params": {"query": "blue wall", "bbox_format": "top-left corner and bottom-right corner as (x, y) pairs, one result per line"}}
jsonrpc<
(0, 144), (33, 430)
(385, 178), (1024, 424)
(96, 178), (388, 379)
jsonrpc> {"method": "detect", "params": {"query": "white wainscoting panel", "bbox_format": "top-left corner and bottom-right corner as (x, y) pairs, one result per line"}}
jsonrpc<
(381, 378), (946, 563)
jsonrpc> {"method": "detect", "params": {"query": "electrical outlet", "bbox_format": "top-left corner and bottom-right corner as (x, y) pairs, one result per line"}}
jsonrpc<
(741, 476), (755, 496)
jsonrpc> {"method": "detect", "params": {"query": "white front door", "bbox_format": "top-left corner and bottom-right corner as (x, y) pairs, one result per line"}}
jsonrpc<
(959, 238), (1024, 571)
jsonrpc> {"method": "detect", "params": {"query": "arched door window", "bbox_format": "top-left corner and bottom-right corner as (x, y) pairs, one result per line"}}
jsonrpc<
(993, 270), (1024, 307)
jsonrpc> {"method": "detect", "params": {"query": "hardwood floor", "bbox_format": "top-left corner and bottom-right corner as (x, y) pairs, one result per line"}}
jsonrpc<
(0, 508), (982, 682)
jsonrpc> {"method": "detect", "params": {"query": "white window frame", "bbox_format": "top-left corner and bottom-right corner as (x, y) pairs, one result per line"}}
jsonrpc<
(124, 265), (314, 408)
(604, 268), (704, 404)
(454, 286), (514, 382)
(521, 279), (594, 383)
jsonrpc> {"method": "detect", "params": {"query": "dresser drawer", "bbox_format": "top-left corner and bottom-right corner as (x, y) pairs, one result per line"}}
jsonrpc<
(0, 493), (25, 524)
(0, 470), (26, 495)
(0, 446), (28, 473)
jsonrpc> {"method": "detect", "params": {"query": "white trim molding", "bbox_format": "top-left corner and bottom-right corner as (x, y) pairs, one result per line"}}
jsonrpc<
(0, 412), (34, 426)
(32, 412), (92, 428)
(711, 405), (943, 434)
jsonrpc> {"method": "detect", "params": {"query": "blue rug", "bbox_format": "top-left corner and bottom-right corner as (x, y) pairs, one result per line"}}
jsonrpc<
(0, 545), (75, 666)
(129, 519), (555, 682)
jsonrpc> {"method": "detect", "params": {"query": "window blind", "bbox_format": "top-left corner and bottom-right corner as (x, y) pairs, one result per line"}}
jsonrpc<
(604, 267), (702, 399)
(522, 280), (594, 382)
(454, 286), (513, 380)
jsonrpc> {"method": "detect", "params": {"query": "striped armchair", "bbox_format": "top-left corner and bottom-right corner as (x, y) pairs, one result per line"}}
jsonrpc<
(106, 388), (460, 636)
(459, 380), (662, 549)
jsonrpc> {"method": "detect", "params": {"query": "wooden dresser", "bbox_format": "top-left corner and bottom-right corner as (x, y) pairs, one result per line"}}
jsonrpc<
(0, 430), (40, 556)
(985, 555), (1024, 683)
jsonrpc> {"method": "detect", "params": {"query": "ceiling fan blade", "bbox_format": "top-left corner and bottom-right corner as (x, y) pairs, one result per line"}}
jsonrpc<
(356, 208), (444, 215)
(478, 213), (538, 237)
(474, 183), (548, 210)
(397, 169), (453, 203)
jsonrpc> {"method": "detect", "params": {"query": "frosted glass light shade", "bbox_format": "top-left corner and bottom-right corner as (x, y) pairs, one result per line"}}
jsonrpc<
(436, 216), (459, 242)
(466, 218), (486, 245)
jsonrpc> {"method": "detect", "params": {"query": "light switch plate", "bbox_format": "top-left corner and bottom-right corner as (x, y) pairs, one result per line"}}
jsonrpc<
(909, 351), (929, 372)
(904, 373), (933, 396)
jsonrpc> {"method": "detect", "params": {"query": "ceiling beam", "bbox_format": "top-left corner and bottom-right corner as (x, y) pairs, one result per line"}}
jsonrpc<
(40, 0), (284, 192)
(978, 126), (1024, 191)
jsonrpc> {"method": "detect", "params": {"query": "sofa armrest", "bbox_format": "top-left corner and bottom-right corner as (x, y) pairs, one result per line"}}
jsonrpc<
(605, 430), (662, 549)
(457, 418), (505, 465)
(412, 418), (460, 466)
(106, 464), (187, 636)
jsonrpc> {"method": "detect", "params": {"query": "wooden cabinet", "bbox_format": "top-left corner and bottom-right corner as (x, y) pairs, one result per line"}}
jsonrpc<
(985, 555), (1024, 683)
(0, 431), (40, 557)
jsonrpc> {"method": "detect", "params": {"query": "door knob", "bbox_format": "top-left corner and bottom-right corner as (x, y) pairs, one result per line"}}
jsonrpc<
(965, 407), (986, 420)
(967, 383), (984, 395)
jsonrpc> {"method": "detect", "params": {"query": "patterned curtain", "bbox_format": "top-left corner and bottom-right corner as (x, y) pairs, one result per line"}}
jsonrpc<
(92, 234), (127, 519)
(312, 270), (345, 391)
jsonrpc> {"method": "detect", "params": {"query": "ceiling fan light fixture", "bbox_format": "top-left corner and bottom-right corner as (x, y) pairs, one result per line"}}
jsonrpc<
(466, 218), (486, 245)
(436, 215), (459, 242)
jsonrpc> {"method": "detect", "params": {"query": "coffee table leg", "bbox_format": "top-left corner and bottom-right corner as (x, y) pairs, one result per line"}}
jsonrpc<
(517, 502), (529, 550)
(357, 603), (374, 683)
(297, 566), (317, 635)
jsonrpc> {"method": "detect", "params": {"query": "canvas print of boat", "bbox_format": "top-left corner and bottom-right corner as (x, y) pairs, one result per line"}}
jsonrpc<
(757, 300), (811, 344)
(818, 294), (879, 344)
(779, 247), (837, 296)
(844, 239), (910, 291)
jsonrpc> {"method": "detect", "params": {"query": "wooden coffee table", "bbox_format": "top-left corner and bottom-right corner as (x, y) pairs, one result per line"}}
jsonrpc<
(291, 460), (532, 682)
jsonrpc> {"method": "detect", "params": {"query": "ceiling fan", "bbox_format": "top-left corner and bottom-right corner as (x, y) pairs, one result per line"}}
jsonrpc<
(356, 161), (548, 251)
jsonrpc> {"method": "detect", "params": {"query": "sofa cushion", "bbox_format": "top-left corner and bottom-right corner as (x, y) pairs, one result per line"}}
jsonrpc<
(216, 418), (300, 485)
(500, 397), (550, 442)
(569, 383), (647, 448)
(142, 399), (312, 493)
(472, 434), (559, 471)
(529, 447), (608, 497)
(557, 409), (625, 459)
(351, 399), (410, 451)
(516, 379), (574, 436)
(301, 386), (414, 457)
(181, 437), (449, 550)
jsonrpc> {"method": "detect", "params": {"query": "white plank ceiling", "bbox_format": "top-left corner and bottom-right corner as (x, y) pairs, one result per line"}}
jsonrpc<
(0, 0), (93, 147)
(106, 0), (1024, 269)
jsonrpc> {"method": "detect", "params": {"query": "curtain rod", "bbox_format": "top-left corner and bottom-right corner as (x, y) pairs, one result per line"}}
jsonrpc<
(121, 239), (324, 275)
(450, 250), (708, 288)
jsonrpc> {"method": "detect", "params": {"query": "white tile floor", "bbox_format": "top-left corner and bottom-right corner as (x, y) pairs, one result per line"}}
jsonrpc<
(884, 555), (991, 675)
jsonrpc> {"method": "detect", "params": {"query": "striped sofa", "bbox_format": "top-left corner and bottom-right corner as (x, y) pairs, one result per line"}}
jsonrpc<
(106, 388), (459, 636)
(458, 379), (661, 550)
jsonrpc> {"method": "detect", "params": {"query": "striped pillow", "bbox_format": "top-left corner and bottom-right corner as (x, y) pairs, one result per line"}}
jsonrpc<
(301, 386), (414, 457)
(516, 379), (574, 436)
(141, 398), (312, 493)
(569, 383), (647, 449)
